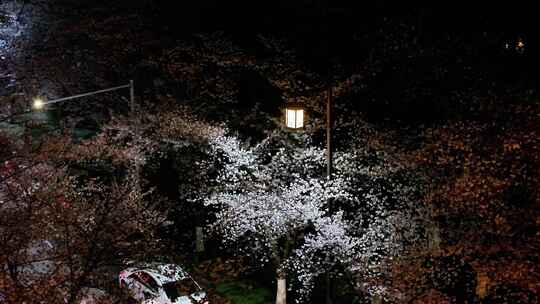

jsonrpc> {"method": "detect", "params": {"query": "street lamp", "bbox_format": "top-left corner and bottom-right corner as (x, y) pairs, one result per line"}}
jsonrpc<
(284, 85), (333, 178)
(31, 80), (135, 112)
(284, 85), (334, 304)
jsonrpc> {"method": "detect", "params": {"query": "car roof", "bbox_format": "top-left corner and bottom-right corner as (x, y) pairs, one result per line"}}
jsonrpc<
(121, 263), (189, 285)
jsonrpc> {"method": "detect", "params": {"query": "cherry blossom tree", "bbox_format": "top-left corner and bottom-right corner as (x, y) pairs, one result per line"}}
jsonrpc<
(202, 126), (429, 303)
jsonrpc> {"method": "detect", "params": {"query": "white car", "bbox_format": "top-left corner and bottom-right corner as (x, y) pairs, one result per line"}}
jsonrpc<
(119, 263), (208, 304)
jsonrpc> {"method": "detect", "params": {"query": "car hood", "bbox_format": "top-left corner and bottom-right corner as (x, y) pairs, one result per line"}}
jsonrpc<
(121, 263), (189, 284)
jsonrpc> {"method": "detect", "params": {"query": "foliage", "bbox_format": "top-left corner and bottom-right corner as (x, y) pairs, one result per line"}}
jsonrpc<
(215, 282), (272, 304)
(202, 125), (428, 302)
(388, 99), (540, 302)
(0, 126), (167, 302)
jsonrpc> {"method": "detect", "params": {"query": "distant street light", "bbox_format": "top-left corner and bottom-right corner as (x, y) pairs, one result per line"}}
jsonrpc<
(516, 37), (525, 54)
(32, 97), (45, 110)
(31, 80), (135, 112)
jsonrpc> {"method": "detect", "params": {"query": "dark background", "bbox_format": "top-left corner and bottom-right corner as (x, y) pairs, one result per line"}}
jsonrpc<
(46, 0), (539, 126)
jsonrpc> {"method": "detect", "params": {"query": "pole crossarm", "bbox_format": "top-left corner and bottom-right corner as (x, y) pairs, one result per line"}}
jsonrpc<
(40, 83), (131, 106)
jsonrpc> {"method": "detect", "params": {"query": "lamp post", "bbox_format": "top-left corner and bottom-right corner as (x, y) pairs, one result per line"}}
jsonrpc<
(284, 84), (333, 179)
(32, 81), (135, 112)
(284, 83), (334, 304)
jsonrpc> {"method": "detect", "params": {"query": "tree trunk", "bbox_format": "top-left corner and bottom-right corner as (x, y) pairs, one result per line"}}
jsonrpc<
(371, 294), (382, 304)
(276, 274), (287, 304)
(428, 224), (441, 255)
(325, 274), (332, 304)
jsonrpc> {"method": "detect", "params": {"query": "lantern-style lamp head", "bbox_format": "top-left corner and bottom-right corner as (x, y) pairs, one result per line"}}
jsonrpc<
(284, 102), (304, 129)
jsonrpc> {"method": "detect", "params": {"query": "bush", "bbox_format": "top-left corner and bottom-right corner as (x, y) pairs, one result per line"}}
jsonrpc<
(215, 282), (272, 304)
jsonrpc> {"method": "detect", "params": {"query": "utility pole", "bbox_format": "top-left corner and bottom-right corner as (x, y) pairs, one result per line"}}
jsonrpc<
(325, 0), (334, 297)
(326, 85), (333, 179)
(129, 80), (135, 114)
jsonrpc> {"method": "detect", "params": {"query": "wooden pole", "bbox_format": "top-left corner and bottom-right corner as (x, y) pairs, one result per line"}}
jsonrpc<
(129, 80), (135, 114)
(325, 84), (333, 304)
(326, 85), (333, 179)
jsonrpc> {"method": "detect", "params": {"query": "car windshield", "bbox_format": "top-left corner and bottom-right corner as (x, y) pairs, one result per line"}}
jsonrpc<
(162, 278), (200, 301)
(131, 272), (159, 293)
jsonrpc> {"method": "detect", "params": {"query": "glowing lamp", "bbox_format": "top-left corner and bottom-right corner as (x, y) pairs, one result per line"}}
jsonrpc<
(284, 103), (304, 129)
(32, 97), (45, 110)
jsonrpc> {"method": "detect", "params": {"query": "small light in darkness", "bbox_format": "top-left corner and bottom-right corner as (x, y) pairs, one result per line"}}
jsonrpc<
(32, 97), (45, 110)
(516, 38), (525, 53)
